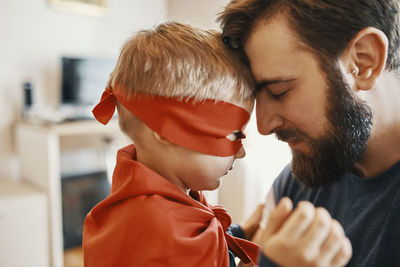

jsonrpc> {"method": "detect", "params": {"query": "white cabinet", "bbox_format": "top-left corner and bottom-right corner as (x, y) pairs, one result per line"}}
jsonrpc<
(0, 180), (48, 267)
(16, 120), (126, 267)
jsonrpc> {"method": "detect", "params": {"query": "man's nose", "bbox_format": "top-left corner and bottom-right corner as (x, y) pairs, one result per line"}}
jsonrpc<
(256, 93), (284, 135)
(234, 146), (246, 159)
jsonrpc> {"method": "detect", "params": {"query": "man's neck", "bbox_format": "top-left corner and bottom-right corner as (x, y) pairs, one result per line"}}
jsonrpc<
(353, 73), (400, 178)
(354, 129), (400, 178)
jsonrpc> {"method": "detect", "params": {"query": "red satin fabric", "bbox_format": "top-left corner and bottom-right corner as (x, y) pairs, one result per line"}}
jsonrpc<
(83, 145), (259, 267)
(92, 88), (116, 125)
(92, 85), (251, 157)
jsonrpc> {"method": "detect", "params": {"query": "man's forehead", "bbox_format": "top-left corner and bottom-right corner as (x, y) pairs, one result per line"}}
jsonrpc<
(245, 16), (319, 78)
(246, 15), (302, 53)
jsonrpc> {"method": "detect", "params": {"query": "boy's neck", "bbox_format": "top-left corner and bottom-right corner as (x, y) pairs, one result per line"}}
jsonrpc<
(135, 146), (190, 194)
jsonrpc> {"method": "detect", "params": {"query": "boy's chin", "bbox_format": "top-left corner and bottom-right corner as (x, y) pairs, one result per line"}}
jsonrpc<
(203, 178), (222, 191)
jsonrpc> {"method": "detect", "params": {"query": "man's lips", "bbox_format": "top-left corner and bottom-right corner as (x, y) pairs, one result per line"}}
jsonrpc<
(278, 136), (301, 144)
(275, 129), (307, 151)
(279, 137), (303, 149)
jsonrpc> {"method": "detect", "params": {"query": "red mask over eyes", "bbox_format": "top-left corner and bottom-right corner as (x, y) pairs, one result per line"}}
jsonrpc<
(92, 84), (251, 157)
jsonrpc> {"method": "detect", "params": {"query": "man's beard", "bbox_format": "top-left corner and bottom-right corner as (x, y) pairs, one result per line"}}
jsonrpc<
(276, 63), (373, 188)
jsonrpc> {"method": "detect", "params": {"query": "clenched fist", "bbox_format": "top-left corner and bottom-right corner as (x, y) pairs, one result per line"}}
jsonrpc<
(260, 197), (352, 267)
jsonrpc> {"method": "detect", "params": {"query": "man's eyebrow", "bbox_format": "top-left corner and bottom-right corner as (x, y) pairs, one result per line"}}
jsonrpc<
(256, 78), (297, 91)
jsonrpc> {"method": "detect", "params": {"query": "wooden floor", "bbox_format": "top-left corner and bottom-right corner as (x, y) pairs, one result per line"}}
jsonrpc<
(64, 246), (83, 267)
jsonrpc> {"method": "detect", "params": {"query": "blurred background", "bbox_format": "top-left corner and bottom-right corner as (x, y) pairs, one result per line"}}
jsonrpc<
(0, 0), (291, 266)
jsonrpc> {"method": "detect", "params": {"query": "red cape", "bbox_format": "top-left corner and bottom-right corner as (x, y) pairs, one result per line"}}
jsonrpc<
(83, 145), (259, 266)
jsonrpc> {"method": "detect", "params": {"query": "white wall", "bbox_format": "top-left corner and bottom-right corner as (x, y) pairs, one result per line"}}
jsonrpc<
(168, 0), (229, 29)
(0, 0), (167, 180)
(167, 0), (292, 222)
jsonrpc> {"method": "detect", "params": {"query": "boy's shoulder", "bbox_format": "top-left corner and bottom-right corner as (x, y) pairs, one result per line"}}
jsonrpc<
(86, 193), (220, 248)
(124, 194), (188, 226)
(124, 193), (213, 229)
(90, 193), (205, 231)
(84, 193), (229, 266)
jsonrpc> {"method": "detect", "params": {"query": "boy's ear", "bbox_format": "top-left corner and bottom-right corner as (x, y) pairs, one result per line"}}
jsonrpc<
(341, 27), (388, 91)
(152, 132), (175, 146)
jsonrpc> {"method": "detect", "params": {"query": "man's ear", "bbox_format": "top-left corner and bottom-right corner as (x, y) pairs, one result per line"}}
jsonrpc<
(341, 27), (388, 91)
(152, 132), (175, 146)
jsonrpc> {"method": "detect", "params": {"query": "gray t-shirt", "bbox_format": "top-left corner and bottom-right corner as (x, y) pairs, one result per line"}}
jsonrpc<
(259, 161), (400, 267)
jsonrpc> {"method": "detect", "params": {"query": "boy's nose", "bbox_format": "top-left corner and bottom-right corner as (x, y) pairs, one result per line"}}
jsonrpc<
(234, 146), (246, 159)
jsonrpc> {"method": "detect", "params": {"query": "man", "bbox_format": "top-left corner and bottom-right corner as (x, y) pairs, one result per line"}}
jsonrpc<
(219, 0), (400, 266)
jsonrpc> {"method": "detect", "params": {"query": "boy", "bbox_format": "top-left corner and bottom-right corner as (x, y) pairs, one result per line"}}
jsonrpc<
(83, 22), (259, 266)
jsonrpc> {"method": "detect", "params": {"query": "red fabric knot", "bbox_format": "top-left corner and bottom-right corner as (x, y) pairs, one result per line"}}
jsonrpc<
(212, 206), (260, 265)
(92, 88), (116, 125)
(211, 206), (232, 231)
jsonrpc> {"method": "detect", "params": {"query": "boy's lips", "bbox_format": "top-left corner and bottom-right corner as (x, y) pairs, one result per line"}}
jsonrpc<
(224, 164), (235, 176)
(229, 160), (236, 171)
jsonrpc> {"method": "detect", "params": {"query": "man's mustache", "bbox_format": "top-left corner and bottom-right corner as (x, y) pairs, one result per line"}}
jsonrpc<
(275, 127), (308, 143)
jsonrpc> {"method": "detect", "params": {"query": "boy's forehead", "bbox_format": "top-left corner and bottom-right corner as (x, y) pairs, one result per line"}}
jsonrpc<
(226, 95), (255, 113)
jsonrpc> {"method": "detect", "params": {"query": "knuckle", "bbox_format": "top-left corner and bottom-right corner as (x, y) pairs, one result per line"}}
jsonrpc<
(343, 238), (353, 259)
(316, 207), (330, 218)
(296, 202), (314, 220)
(332, 238), (353, 266)
(332, 220), (344, 233)
(313, 208), (331, 229)
(297, 247), (317, 266)
(330, 220), (345, 239)
(314, 259), (327, 267)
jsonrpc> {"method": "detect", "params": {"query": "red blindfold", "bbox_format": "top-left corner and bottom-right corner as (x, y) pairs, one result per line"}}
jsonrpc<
(92, 85), (251, 157)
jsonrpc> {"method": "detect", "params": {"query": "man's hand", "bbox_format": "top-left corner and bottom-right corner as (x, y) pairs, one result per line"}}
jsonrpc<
(260, 197), (352, 267)
(240, 203), (265, 240)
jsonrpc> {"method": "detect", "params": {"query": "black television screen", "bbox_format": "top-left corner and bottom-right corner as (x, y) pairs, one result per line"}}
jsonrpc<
(61, 56), (116, 106)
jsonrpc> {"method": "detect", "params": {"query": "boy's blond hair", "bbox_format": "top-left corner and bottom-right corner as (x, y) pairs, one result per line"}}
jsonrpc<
(108, 22), (255, 135)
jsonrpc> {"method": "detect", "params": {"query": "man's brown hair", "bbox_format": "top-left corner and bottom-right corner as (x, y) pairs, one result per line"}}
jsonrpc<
(218, 0), (400, 71)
